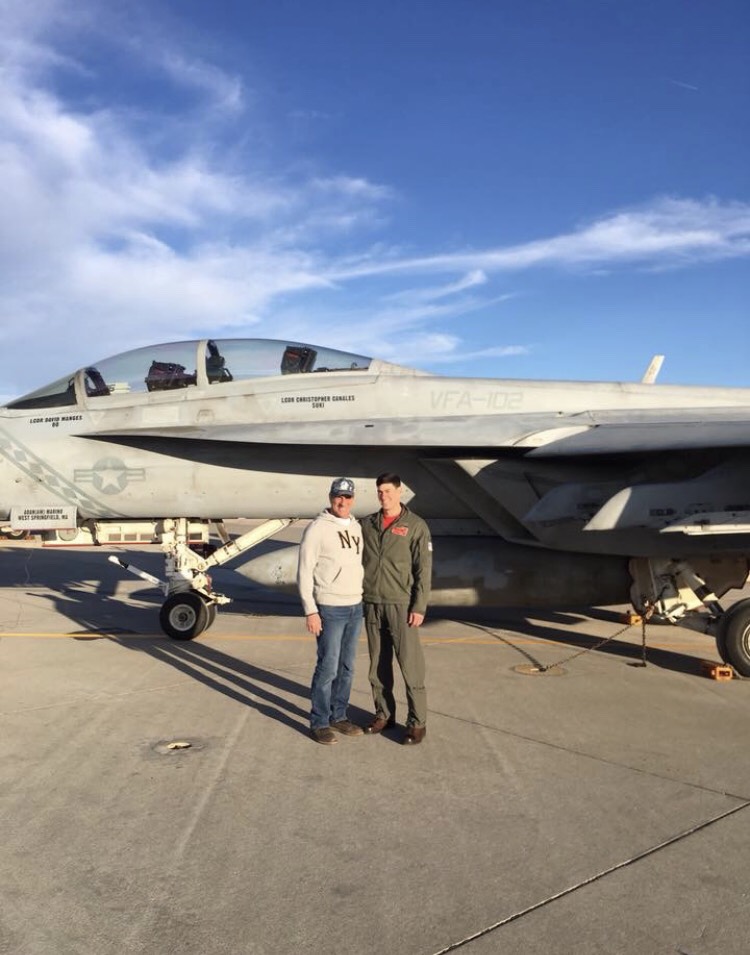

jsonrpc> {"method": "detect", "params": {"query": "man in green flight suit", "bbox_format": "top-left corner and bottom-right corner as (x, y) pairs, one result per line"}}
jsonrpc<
(361, 472), (433, 745)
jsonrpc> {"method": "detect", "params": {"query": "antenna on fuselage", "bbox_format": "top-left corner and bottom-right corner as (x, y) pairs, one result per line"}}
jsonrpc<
(641, 355), (664, 384)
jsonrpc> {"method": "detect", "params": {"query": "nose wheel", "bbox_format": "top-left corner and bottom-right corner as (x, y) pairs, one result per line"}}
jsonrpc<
(159, 592), (212, 640)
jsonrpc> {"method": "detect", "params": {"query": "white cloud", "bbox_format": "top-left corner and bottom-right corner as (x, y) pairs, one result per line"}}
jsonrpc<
(426, 345), (529, 364)
(668, 78), (699, 92)
(328, 197), (750, 280)
(159, 52), (244, 113)
(383, 270), (488, 305)
(310, 176), (395, 201)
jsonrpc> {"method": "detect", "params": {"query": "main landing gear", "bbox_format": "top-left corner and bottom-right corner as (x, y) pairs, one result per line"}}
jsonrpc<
(629, 556), (750, 676)
(110, 517), (294, 639)
(716, 600), (750, 675)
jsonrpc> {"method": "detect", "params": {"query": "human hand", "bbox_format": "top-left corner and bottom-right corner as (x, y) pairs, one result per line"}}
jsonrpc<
(408, 612), (424, 627)
(306, 612), (322, 636)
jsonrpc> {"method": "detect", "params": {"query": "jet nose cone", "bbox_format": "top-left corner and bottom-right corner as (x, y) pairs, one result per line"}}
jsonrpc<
(235, 544), (299, 592)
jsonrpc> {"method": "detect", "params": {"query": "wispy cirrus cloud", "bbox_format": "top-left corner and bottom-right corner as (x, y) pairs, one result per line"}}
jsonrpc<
(383, 270), (489, 304)
(427, 344), (530, 364)
(328, 198), (750, 280)
(158, 52), (245, 113)
(667, 78), (699, 92)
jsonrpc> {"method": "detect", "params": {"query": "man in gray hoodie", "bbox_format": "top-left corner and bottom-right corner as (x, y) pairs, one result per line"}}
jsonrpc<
(297, 477), (365, 745)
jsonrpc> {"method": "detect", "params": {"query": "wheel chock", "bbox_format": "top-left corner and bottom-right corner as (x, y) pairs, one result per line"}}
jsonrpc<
(700, 660), (733, 681)
(619, 611), (642, 625)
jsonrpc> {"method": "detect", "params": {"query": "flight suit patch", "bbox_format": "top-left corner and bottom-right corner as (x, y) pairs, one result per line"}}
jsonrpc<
(391, 526), (408, 536)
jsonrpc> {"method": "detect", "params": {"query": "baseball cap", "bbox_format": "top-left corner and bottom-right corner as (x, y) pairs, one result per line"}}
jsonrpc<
(330, 477), (355, 497)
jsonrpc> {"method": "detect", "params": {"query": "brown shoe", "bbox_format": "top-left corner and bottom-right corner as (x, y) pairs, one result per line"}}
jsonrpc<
(330, 719), (364, 737)
(310, 727), (338, 745)
(402, 725), (426, 745)
(364, 715), (395, 735)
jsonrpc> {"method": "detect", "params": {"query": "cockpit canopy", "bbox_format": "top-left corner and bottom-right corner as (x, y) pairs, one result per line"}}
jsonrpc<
(6, 339), (373, 410)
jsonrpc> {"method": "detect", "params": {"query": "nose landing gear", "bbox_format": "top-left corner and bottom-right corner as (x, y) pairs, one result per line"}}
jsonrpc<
(110, 517), (295, 638)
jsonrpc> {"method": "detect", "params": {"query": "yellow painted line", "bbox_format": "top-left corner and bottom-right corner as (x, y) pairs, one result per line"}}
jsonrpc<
(0, 630), (313, 644)
(0, 631), (714, 650)
(0, 632), (113, 639)
(424, 637), (711, 649)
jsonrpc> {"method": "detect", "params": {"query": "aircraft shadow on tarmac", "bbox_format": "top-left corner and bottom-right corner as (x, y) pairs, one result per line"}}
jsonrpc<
(0, 546), (712, 682)
(430, 607), (704, 677)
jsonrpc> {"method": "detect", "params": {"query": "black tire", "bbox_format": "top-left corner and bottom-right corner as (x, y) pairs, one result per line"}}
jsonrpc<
(717, 599), (750, 677)
(716, 626), (730, 666)
(205, 602), (218, 629)
(160, 592), (209, 640)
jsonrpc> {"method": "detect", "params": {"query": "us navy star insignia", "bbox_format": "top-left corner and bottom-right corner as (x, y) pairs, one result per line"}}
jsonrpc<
(74, 458), (146, 495)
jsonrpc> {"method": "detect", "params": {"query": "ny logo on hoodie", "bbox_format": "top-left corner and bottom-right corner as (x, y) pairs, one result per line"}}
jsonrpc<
(338, 530), (361, 554)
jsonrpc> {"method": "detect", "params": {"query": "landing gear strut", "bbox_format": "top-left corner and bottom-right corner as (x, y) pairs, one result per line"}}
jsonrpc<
(629, 557), (750, 676)
(111, 517), (294, 639)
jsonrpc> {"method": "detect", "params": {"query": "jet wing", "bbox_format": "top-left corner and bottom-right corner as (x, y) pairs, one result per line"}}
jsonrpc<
(524, 415), (750, 457)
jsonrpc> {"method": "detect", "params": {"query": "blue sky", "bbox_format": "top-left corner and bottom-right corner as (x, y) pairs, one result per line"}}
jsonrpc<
(1, 0), (748, 402)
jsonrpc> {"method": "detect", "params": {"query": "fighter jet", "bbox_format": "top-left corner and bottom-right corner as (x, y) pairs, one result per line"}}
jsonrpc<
(1, 337), (750, 673)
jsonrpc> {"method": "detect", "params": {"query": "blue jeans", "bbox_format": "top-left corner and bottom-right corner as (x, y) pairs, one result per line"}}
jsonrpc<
(310, 603), (363, 730)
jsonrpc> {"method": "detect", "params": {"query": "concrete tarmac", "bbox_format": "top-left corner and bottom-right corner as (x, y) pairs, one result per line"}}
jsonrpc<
(1, 536), (749, 955)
